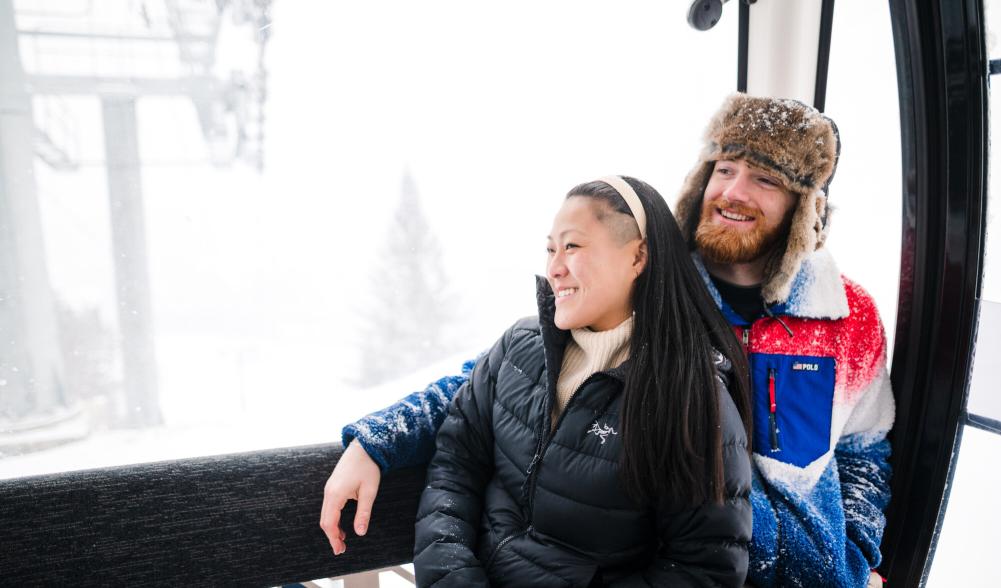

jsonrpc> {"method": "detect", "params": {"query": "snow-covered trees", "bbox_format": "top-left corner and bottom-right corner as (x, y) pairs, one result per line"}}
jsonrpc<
(355, 171), (460, 385)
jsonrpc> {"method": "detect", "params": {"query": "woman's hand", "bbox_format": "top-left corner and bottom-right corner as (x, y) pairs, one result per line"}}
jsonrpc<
(319, 440), (382, 555)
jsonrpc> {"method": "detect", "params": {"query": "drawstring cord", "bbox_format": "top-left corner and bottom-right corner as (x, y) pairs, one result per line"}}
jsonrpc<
(762, 303), (794, 337)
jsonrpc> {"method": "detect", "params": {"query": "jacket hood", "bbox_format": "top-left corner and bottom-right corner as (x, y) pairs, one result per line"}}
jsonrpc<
(675, 93), (841, 305)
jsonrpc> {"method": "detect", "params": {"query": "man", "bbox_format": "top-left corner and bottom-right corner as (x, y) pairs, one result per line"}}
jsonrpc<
(319, 94), (895, 588)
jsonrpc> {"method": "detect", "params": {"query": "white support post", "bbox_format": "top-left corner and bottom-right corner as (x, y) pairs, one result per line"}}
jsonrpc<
(101, 96), (162, 427)
(745, 0), (824, 105)
(0, 0), (67, 424)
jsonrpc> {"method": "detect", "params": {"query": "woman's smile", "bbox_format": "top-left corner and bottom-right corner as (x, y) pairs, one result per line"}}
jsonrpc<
(554, 287), (579, 303)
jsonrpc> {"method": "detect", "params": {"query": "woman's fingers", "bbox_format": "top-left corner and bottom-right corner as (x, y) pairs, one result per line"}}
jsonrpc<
(354, 477), (379, 536)
(319, 441), (383, 555)
(320, 475), (349, 554)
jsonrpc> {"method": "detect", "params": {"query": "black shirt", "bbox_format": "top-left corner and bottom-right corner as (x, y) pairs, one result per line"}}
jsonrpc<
(709, 274), (763, 324)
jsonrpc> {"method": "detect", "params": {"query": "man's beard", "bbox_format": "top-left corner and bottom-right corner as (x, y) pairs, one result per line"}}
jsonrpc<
(695, 200), (790, 264)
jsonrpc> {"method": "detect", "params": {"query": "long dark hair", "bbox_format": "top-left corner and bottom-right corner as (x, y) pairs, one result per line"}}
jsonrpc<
(566, 177), (751, 507)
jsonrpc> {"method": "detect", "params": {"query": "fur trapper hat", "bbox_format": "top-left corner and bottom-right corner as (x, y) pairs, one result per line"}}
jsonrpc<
(675, 93), (841, 304)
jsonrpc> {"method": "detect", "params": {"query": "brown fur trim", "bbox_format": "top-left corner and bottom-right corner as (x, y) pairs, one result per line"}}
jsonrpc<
(674, 161), (714, 243)
(704, 94), (838, 192)
(762, 190), (821, 303)
(815, 197), (833, 250)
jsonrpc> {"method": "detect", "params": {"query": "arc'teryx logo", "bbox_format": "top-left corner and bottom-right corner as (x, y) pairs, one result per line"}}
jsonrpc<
(587, 422), (618, 445)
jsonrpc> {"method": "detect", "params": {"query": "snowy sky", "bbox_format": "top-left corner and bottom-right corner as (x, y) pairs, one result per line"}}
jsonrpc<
(29, 1), (915, 422)
(16, 1), (903, 449)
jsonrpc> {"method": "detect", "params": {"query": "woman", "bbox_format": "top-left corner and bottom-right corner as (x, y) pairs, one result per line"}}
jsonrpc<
(413, 176), (752, 587)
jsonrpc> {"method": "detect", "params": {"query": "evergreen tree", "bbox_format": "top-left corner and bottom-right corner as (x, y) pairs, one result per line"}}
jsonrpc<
(355, 170), (459, 385)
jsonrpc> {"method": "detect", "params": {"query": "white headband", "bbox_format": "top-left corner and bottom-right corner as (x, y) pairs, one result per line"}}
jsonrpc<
(598, 175), (647, 239)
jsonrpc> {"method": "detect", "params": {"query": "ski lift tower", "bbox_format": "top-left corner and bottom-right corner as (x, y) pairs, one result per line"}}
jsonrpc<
(0, 0), (270, 433)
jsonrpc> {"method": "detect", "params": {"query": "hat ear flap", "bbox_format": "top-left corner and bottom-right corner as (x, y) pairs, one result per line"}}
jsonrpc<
(814, 193), (831, 250)
(674, 161), (716, 242)
(762, 192), (820, 304)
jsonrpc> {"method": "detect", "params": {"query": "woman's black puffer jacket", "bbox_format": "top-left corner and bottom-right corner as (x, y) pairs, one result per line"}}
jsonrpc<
(414, 279), (752, 587)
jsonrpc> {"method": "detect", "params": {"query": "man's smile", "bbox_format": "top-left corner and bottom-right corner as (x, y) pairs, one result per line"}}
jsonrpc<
(718, 208), (754, 222)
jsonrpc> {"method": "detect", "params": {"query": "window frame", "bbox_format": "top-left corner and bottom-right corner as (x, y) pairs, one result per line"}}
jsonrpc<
(880, 0), (992, 584)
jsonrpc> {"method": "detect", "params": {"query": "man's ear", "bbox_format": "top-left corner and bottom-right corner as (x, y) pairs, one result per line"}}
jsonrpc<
(633, 240), (648, 276)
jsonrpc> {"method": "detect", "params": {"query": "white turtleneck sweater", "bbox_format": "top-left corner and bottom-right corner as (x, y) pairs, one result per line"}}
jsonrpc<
(553, 315), (633, 420)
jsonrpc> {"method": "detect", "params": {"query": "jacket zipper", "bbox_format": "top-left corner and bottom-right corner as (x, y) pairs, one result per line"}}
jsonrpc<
(742, 327), (750, 352)
(768, 367), (780, 452)
(507, 372), (605, 573)
(523, 371), (607, 517)
(485, 528), (531, 570)
(505, 374), (606, 572)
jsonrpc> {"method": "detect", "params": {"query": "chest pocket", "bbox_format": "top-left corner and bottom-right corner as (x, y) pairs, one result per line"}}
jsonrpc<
(749, 353), (836, 468)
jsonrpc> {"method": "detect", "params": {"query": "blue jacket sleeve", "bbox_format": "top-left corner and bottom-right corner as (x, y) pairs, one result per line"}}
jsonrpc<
(341, 359), (477, 471)
(748, 433), (892, 588)
(836, 435), (893, 574)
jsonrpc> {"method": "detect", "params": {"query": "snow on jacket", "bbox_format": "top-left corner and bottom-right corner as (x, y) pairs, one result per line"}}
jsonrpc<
(343, 250), (895, 588)
(693, 249), (894, 588)
(413, 278), (751, 587)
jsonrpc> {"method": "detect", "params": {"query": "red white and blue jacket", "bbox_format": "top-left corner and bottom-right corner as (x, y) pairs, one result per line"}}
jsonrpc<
(695, 249), (895, 587)
(343, 248), (895, 588)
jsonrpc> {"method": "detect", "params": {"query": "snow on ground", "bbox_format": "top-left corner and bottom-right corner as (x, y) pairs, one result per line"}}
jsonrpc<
(0, 348), (479, 480)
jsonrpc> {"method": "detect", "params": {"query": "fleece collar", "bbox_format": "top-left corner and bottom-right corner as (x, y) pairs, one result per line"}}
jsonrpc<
(693, 249), (849, 324)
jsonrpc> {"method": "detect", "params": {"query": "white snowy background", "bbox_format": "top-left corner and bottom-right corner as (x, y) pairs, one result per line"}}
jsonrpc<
(1, 1), (999, 584)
